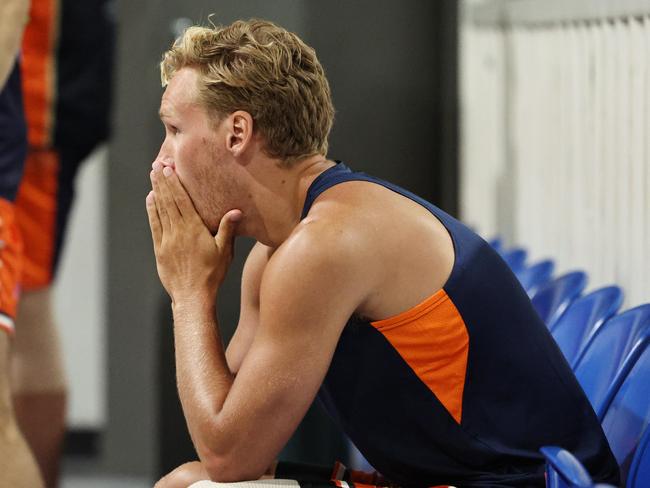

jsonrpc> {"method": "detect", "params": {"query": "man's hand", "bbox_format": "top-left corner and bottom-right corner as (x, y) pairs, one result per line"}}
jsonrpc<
(146, 164), (242, 304)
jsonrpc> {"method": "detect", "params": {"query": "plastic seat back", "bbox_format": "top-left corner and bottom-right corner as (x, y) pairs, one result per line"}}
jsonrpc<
(574, 305), (650, 418)
(501, 247), (527, 274)
(516, 259), (554, 297)
(531, 271), (587, 329)
(626, 427), (650, 488)
(550, 286), (623, 368)
(541, 446), (594, 488)
(540, 446), (619, 488)
(600, 336), (650, 483)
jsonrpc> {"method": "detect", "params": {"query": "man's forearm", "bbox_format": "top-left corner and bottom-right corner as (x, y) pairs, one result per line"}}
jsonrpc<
(0, 0), (30, 88)
(172, 297), (234, 460)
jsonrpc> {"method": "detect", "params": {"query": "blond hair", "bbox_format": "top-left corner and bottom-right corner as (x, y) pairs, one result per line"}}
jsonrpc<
(160, 19), (335, 166)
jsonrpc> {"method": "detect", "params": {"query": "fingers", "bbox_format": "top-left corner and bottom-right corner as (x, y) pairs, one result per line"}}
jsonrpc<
(162, 166), (201, 221)
(150, 166), (180, 229)
(146, 191), (162, 250)
(151, 164), (201, 224)
(149, 163), (243, 254)
(214, 209), (242, 250)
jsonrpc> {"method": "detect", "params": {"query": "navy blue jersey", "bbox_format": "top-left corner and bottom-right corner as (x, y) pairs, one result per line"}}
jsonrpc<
(302, 163), (619, 487)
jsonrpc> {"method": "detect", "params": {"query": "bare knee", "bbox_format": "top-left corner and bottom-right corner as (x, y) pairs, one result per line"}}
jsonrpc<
(11, 288), (67, 395)
(155, 461), (209, 488)
(0, 335), (44, 487)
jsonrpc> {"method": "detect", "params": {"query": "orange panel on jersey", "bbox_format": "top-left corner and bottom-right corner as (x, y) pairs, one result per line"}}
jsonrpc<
(14, 150), (59, 289)
(0, 198), (24, 333)
(21, 0), (60, 148)
(371, 289), (469, 424)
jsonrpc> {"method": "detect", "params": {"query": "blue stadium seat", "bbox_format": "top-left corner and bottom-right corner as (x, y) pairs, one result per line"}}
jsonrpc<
(540, 446), (618, 488)
(573, 305), (650, 418)
(626, 427), (650, 488)
(501, 247), (527, 274)
(551, 286), (623, 368)
(600, 333), (650, 482)
(541, 446), (594, 488)
(531, 271), (587, 329)
(516, 259), (555, 297)
(540, 341), (650, 487)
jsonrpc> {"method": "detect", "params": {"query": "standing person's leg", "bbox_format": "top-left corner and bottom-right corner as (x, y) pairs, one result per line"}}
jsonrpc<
(11, 148), (70, 488)
(0, 333), (45, 488)
(0, 59), (45, 488)
(12, 0), (113, 482)
(0, 193), (46, 488)
(11, 288), (66, 488)
(12, 0), (114, 481)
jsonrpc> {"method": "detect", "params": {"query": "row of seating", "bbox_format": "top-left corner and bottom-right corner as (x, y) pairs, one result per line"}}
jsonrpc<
(492, 239), (650, 488)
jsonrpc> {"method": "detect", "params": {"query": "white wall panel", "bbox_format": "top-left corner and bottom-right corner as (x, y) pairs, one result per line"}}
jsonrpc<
(462, 4), (650, 307)
(55, 146), (107, 428)
(460, 26), (506, 237)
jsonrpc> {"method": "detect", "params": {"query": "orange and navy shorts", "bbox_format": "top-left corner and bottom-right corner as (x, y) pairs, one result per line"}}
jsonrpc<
(15, 0), (112, 295)
(0, 146), (80, 334)
(16, 148), (78, 291)
(0, 0), (97, 334)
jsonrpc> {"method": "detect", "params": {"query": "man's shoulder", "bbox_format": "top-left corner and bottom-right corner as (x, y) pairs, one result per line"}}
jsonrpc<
(261, 209), (374, 295)
(252, 212), (375, 330)
(275, 214), (363, 271)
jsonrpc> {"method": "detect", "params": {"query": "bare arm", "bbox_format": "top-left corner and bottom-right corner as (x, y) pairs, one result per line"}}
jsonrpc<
(172, 231), (363, 481)
(147, 166), (368, 482)
(224, 241), (271, 375)
(0, 0), (29, 88)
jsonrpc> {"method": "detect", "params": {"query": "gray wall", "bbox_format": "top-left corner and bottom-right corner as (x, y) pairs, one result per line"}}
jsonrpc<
(303, 1), (453, 204)
(106, 0), (456, 479)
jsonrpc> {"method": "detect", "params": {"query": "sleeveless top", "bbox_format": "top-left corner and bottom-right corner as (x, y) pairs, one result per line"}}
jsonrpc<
(301, 163), (619, 487)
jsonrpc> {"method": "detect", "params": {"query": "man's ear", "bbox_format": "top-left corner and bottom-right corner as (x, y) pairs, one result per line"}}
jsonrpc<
(226, 110), (254, 157)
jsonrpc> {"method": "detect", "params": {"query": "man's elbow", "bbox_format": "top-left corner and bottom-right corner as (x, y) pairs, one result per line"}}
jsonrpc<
(193, 417), (269, 481)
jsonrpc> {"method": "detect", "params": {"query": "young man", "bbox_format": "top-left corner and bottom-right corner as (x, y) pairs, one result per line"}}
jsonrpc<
(148, 19), (619, 488)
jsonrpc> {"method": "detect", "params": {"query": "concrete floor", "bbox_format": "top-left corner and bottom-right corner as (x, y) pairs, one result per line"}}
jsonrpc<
(62, 476), (151, 488)
(61, 457), (152, 488)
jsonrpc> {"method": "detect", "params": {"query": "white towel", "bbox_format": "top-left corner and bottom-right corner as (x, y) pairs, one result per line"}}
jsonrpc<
(189, 480), (302, 488)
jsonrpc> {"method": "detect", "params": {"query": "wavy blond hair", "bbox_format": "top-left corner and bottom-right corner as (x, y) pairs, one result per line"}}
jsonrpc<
(161, 19), (335, 166)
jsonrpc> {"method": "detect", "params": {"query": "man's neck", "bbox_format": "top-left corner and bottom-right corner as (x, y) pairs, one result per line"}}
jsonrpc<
(244, 155), (335, 248)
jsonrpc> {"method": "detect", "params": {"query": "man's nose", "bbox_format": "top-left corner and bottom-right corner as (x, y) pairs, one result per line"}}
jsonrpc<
(152, 150), (175, 170)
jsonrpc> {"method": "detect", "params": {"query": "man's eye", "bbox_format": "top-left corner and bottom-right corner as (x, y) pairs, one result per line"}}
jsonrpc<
(170, 126), (179, 135)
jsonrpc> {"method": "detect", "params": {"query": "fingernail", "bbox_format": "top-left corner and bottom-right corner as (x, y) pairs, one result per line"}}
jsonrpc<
(231, 211), (242, 222)
(163, 166), (173, 177)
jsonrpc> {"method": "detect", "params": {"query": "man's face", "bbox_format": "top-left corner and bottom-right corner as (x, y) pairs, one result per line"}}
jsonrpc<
(155, 68), (237, 233)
